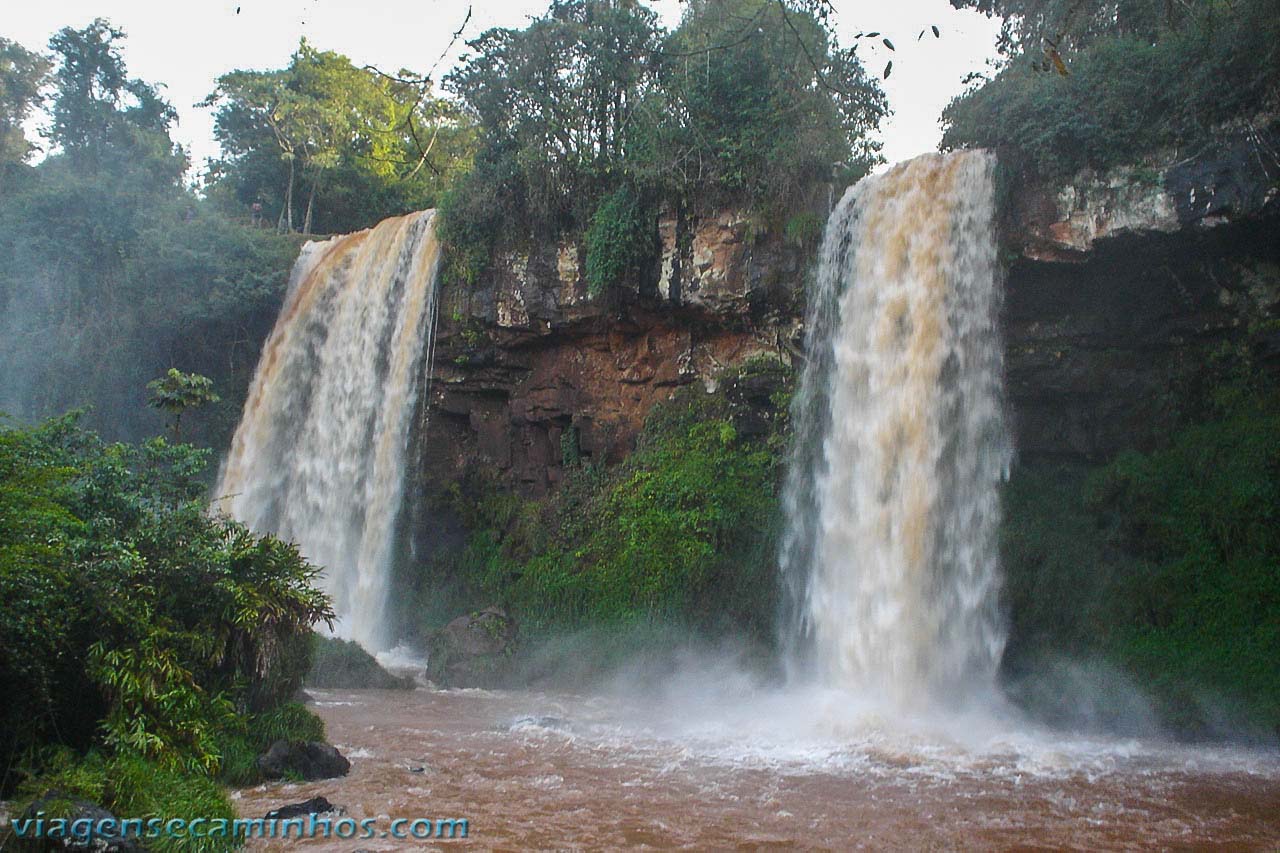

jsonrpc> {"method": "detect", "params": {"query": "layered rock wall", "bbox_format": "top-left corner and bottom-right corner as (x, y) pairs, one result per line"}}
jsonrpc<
(412, 133), (1279, 503)
(416, 210), (808, 497)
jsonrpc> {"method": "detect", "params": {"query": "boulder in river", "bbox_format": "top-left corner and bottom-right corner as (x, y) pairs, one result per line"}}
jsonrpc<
(306, 635), (415, 689)
(256, 740), (351, 781)
(263, 797), (336, 821)
(426, 606), (518, 687)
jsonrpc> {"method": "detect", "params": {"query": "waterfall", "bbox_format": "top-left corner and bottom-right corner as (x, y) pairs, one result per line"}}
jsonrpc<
(781, 152), (1011, 706)
(216, 210), (442, 651)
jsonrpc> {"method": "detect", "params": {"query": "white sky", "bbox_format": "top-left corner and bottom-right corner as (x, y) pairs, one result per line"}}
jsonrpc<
(5, 0), (1000, 177)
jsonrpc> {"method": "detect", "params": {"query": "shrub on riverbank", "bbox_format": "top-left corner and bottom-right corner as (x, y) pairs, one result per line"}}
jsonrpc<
(0, 414), (333, 805)
(307, 635), (415, 690)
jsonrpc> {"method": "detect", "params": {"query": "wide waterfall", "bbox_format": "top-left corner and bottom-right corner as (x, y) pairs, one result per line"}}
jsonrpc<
(216, 210), (442, 651)
(781, 152), (1011, 705)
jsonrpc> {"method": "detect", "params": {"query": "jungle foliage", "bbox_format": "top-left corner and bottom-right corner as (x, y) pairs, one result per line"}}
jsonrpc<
(942, 0), (1280, 177)
(439, 0), (887, 288)
(0, 413), (331, 806)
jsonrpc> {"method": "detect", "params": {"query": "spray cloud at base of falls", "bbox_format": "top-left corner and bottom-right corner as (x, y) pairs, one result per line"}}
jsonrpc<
(216, 210), (442, 652)
(781, 151), (1011, 706)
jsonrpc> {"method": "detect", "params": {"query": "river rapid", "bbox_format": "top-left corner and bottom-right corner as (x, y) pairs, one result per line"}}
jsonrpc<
(235, 684), (1280, 851)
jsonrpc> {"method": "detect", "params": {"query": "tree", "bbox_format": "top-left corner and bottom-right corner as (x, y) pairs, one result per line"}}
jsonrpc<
(952, 0), (1225, 58)
(653, 0), (886, 209)
(438, 0), (887, 283)
(45, 19), (181, 176)
(446, 0), (663, 228)
(0, 38), (52, 174)
(147, 369), (220, 442)
(205, 41), (475, 235)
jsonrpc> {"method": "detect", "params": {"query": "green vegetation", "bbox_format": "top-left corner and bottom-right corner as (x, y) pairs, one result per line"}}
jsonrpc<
(428, 358), (793, 649)
(0, 37), (51, 179)
(15, 750), (239, 853)
(439, 0), (886, 289)
(0, 413), (332, 810)
(584, 184), (654, 295)
(147, 369), (221, 442)
(1001, 355), (1280, 736)
(942, 0), (1280, 177)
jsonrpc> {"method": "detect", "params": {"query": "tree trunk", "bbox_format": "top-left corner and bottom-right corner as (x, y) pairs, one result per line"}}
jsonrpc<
(303, 179), (317, 236)
(278, 157), (295, 234)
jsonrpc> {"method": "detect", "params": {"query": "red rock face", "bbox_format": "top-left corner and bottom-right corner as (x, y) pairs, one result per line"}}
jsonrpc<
(417, 209), (808, 497)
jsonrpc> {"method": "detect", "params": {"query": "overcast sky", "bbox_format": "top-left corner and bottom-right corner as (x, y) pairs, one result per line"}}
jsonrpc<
(5, 0), (1001, 177)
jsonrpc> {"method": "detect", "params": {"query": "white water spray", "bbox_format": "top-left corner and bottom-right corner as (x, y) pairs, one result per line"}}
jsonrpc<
(216, 210), (442, 651)
(781, 152), (1011, 705)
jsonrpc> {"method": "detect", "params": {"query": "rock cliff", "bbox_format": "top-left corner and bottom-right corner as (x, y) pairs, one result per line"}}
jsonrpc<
(413, 134), (1278, 503)
(1002, 121), (1279, 459)
(416, 210), (808, 497)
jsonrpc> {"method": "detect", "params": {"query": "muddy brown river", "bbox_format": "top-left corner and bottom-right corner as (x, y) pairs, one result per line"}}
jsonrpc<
(232, 683), (1280, 851)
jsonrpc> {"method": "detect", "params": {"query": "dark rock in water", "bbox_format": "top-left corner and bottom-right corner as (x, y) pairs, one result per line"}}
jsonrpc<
(257, 740), (351, 780)
(426, 606), (518, 688)
(307, 635), (415, 689)
(264, 797), (336, 821)
(15, 792), (144, 851)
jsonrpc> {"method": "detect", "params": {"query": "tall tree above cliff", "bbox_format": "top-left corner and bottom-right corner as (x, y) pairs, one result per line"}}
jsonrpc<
(445, 0), (664, 229)
(45, 18), (182, 178)
(0, 38), (52, 173)
(205, 41), (475, 235)
(439, 0), (887, 280)
(653, 0), (886, 208)
(951, 0), (1232, 57)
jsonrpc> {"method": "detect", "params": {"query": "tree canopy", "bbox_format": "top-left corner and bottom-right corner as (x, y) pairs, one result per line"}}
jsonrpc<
(942, 0), (1280, 177)
(204, 40), (476, 235)
(439, 0), (888, 288)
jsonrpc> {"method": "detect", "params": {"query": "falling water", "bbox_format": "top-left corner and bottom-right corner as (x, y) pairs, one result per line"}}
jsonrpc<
(781, 152), (1011, 705)
(216, 210), (442, 651)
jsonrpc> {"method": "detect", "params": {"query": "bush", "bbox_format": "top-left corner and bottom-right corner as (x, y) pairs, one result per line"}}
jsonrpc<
(15, 750), (238, 853)
(438, 358), (793, 644)
(1001, 375), (1280, 737)
(0, 414), (333, 791)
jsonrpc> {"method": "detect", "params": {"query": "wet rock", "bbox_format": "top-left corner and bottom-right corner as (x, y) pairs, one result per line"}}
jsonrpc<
(426, 606), (518, 688)
(257, 740), (351, 781)
(14, 793), (144, 851)
(264, 797), (336, 821)
(307, 636), (414, 690)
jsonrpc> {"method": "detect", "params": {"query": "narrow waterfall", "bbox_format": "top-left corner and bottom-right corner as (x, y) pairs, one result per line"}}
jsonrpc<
(781, 152), (1011, 705)
(217, 210), (442, 651)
